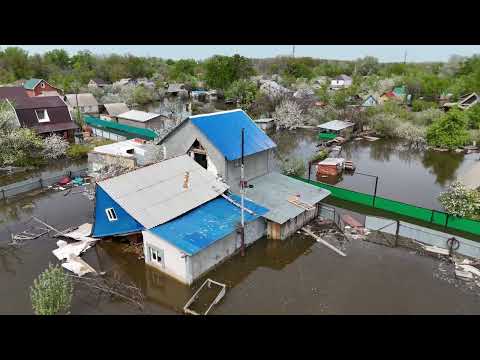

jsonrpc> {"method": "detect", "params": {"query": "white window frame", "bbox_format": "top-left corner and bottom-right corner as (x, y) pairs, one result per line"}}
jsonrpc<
(105, 207), (118, 222)
(35, 109), (50, 123)
(149, 246), (164, 267)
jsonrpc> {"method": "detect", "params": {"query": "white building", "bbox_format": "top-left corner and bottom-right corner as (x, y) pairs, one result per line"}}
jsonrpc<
(330, 74), (353, 90)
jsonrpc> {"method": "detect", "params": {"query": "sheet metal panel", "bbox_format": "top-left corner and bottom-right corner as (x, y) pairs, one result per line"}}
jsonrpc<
(149, 194), (268, 255)
(190, 109), (276, 161)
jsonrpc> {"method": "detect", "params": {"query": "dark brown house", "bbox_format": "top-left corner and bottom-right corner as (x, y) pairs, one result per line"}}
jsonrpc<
(0, 87), (78, 140)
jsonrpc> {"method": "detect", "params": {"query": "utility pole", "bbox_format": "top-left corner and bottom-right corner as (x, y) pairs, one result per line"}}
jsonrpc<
(292, 45), (295, 58)
(240, 128), (245, 257)
(404, 50), (407, 64)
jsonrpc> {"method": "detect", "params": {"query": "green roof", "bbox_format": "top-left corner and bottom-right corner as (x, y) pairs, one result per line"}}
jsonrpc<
(84, 115), (158, 141)
(318, 132), (337, 140)
(23, 78), (43, 90)
(393, 86), (406, 96)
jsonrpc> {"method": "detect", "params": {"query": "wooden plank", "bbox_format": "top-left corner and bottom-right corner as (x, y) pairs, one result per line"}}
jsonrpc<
(301, 227), (346, 257)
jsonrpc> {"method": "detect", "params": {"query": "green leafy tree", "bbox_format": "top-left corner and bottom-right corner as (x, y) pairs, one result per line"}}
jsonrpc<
(204, 54), (255, 90)
(30, 263), (73, 315)
(465, 103), (480, 129)
(44, 49), (71, 69)
(426, 108), (470, 149)
(169, 59), (197, 81)
(225, 79), (258, 110)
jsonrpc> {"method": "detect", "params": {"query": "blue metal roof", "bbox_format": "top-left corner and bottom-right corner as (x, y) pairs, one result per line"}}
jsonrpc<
(190, 110), (277, 161)
(91, 185), (145, 238)
(149, 193), (269, 255)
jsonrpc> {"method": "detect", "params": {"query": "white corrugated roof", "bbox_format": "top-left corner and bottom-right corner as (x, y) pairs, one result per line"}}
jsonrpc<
(98, 155), (229, 229)
(117, 110), (161, 122)
(317, 120), (355, 131)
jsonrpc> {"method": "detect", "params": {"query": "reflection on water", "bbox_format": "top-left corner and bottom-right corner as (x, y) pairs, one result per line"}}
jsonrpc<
(422, 149), (464, 186)
(271, 130), (471, 210)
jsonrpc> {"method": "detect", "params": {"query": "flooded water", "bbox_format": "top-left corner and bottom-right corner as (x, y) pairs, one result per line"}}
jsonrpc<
(0, 159), (88, 187)
(270, 129), (478, 210)
(1, 186), (480, 314)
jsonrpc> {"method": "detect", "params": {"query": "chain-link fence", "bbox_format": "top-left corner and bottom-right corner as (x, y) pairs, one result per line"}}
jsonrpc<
(0, 167), (88, 200)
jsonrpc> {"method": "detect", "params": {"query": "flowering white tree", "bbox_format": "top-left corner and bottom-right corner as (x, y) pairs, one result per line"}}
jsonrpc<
(438, 181), (480, 218)
(394, 123), (427, 148)
(273, 99), (304, 130)
(42, 134), (69, 160)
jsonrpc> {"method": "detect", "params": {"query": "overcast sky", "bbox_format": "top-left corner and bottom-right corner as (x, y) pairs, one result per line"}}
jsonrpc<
(3, 45), (480, 62)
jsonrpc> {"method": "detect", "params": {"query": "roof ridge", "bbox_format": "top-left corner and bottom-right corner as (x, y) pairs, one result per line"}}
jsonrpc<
(188, 108), (243, 119)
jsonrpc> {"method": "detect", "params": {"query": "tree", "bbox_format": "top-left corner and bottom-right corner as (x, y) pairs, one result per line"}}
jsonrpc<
(30, 263), (74, 315)
(465, 103), (480, 129)
(273, 100), (304, 130)
(44, 49), (71, 69)
(225, 79), (258, 110)
(0, 100), (18, 133)
(280, 157), (306, 177)
(426, 108), (470, 149)
(356, 56), (380, 76)
(204, 54), (255, 90)
(42, 134), (69, 160)
(438, 181), (480, 218)
(169, 59), (197, 81)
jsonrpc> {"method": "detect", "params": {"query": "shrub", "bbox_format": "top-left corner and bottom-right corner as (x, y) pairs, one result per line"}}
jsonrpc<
(411, 108), (444, 126)
(438, 181), (480, 218)
(426, 108), (470, 149)
(369, 113), (401, 138)
(394, 123), (426, 148)
(411, 99), (438, 112)
(66, 144), (93, 159)
(280, 158), (306, 177)
(310, 149), (329, 163)
(30, 263), (73, 315)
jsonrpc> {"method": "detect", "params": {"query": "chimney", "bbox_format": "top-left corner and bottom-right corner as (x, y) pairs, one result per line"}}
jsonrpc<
(183, 171), (190, 190)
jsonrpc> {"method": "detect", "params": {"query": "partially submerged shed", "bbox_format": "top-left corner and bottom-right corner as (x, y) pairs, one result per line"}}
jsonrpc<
(245, 172), (331, 240)
(116, 110), (167, 131)
(317, 120), (355, 139)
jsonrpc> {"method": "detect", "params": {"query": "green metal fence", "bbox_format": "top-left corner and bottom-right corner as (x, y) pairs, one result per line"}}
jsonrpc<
(291, 176), (480, 236)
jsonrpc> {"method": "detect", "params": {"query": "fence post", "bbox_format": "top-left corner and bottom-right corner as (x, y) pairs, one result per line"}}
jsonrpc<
(445, 214), (450, 230)
(2, 189), (5, 201)
(394, 220), (400, 247)
(39, 178), (43, 189)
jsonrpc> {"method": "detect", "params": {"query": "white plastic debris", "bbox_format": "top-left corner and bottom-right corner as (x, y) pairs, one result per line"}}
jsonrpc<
(56, 240), (67, 248)
(52, 240), (95, 260)
(62, 255), (96, 276)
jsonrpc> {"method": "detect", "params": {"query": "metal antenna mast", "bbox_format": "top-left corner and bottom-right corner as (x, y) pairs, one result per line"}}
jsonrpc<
(240, 128), (245, 256)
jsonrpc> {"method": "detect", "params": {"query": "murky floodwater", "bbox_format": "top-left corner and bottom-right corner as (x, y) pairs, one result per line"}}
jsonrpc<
(270, 129), (478, 210)
(1, 129), (480, 314)
(0, 159), (88, 187)
(1, 182), (480, 314)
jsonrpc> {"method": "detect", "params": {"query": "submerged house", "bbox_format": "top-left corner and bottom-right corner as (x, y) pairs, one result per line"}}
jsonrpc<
(88, 78), (110, 89)
(156, 109), (277, 187)
(317, 120), (355, 139)
(91, 155), (268, 285)
(157, 109), (332, 240)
